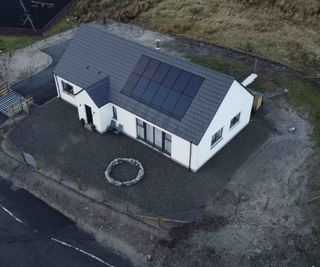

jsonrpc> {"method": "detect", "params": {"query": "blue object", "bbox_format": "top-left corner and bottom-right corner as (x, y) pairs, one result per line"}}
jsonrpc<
(122, 55), (204, 120)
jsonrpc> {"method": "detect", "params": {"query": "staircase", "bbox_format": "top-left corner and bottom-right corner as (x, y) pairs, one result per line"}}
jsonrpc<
(0, 87), (25, 117)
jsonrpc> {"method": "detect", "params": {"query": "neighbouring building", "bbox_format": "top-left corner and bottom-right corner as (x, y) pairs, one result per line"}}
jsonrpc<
(54, 23), (254, 172)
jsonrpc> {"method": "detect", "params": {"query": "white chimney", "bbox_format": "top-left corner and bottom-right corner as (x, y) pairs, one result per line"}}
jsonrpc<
(156, 39), (160, 50)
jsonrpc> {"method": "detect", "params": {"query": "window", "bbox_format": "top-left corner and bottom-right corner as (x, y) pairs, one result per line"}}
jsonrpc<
(230, 113), (241, 128)
(154, 128), (162, 148)
(136, 118), (172, 155)
(61, 80), (74, 94)
(112, 106), (117, 120)
(164, 133), (172, 155)
(211, 128), (223, 147)
(136, 119), (145, 139)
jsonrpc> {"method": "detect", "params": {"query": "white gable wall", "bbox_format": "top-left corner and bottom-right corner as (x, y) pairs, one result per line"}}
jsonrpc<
(193, 81), (254, 172)
(75, 90), (113, 132)
(55, 75), (83, 106)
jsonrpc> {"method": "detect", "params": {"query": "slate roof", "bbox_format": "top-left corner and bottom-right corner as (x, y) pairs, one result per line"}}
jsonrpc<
(54, 23), (235, 144)
(85, 77), (109, 108)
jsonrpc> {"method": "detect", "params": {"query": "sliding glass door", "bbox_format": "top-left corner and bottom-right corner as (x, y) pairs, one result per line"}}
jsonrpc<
(136, 119), (171, 155)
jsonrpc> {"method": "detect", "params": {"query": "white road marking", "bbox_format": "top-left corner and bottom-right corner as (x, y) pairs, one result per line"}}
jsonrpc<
(0, 204), (24, 224)
(51, 238), (115, 267)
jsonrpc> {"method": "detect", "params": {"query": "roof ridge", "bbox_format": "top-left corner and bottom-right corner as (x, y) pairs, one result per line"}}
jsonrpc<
(81, 23), (235, 81)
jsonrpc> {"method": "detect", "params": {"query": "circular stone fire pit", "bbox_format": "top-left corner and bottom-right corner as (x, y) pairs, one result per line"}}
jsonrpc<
(105, 158), (144, 187)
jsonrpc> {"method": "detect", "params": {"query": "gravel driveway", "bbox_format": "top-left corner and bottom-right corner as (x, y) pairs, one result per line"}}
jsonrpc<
(7, 99), (273, 220)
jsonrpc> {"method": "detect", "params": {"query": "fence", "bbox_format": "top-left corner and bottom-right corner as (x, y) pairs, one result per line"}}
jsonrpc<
(0, 0), (77, 36)
(0, 82), (11, 96)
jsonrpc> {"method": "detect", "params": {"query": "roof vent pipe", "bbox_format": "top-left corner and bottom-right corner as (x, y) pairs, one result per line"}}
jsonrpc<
(156, 39), (160, 50)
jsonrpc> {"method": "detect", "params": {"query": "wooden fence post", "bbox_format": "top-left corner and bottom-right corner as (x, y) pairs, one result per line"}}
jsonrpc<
(125, 201), (129, 213)
(158, 216), (163, 228)
(264, 197), (270, 210)
(0, 128), (4, 140)
(234, 202), (239, 215)
(296, 191), (302, 205)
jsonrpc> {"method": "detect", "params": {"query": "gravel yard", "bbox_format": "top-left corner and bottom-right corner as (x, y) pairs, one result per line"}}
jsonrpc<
(6, 98), (272, 220)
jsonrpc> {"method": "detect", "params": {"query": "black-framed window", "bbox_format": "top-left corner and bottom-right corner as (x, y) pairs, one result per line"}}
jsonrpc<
(61, 80), (74, 94)
(164, 133), (171, 155)
(137, 119), (145, 139)
(211, 128), (223, 148)
(230, 113), (241, 128)
(136, 118), (171, 155)
(112, 106), (117, 120)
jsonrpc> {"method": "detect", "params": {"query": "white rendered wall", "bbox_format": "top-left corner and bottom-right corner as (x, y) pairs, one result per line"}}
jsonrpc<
(110, 104), (191, 168)
(55, 75), (82, 106)
(75, 91), (113, 133)
(193, 81), (254, 172)
(60, 87), (192, 168)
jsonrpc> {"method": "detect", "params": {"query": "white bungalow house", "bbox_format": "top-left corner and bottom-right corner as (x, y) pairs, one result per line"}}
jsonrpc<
(54, 23), (254, 172)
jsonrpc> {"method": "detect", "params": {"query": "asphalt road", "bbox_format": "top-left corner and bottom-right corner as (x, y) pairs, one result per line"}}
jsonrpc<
(0, 113), (7, 126)
(12, 40), (70, 106)
(0, 177), (133, 267)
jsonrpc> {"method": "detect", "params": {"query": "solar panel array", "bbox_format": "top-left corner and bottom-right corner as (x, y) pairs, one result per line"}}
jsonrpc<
(121, 55), (204, 120)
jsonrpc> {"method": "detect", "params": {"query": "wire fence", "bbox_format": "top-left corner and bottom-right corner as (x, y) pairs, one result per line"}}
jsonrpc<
(0, 0), (77, 36)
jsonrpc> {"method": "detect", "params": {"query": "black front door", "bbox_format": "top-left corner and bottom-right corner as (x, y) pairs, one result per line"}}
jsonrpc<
(85, 105), (93, 124)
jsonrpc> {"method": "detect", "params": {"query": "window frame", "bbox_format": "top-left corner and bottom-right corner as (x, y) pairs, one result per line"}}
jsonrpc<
(211, 128), (223, 148)
(136, 118), (172, 156)
(61, 80), (74, 95)
(230, 112), (241, 129)
(136, 119), (145, 140)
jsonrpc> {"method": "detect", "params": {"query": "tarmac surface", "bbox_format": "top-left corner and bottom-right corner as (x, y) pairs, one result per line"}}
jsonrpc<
(12, 40), (70, 106)
(0, 176), (133, 267)
(0, 113), (7, 126)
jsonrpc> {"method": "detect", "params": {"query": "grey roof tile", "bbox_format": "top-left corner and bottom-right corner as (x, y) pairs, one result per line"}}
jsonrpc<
(54, 23), (235, 144)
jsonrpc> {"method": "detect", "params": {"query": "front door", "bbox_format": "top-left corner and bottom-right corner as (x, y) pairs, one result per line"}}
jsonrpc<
(85, 105), (93, 124)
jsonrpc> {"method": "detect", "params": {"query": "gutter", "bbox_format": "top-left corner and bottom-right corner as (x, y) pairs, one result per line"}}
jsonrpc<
(189, 142), (192, 170)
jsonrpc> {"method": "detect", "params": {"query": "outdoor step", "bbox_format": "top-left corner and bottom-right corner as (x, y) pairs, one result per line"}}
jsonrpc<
(0, 90), (25, 117)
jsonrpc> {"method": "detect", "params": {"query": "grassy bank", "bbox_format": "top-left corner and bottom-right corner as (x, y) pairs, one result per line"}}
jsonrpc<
(135, 0), (319, 73)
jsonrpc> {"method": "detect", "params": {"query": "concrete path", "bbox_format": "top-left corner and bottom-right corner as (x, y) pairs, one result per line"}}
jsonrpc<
(12, 40), (70, 105)
(0, 176), (133, 267)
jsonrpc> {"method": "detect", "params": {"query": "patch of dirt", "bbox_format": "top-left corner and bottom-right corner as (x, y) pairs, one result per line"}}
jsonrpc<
(156, 101), (319, 266)
(0, 29), (74, 85)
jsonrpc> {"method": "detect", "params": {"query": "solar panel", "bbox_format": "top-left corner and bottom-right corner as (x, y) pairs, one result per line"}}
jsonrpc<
(152, 63), (170, 84)
(162, 66), (181, 88)
(141, 81), (160, 103)
(151, 85), (170, 108)
(172, 95), (193, 118)
(121, 55), (204, 120)
(143, 59), (160, 80)
(132, 55), (150, 75)
(161, 90), (181, 112)
(172, 71), (192, 93)
(132, 77), (149, 97)
(184, 75), (204, 97)
(122, 73), (140, 94)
